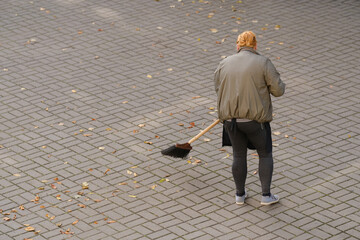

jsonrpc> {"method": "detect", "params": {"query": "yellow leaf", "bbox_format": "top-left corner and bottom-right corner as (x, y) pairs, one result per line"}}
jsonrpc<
(147, 74), (152, 79)
(25, 226), (35, 232)
(72, 90), (77, 93)
(210, 28), (218, 33)
(128, 195), (137, 198)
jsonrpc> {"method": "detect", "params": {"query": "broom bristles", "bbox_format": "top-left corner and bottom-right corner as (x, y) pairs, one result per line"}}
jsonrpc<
(161, 143), (192, 159)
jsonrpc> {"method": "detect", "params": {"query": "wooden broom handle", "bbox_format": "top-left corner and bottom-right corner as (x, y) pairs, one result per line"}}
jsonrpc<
(188, 119), (220, 144)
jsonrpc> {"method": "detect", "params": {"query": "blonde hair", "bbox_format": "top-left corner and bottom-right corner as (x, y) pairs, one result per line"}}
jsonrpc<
(236, 31), (257, 48)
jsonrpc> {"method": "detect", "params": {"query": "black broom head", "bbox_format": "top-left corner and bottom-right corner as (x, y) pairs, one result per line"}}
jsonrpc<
(161, 143), (192, 159)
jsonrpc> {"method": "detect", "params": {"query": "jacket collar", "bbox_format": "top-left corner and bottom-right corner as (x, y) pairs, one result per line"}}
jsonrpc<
(237, 47), (259, 55)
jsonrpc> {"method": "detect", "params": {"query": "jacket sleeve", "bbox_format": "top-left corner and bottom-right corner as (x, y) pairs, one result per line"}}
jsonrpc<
(214, 63), (222, 95)
(264, 58), (285, 97)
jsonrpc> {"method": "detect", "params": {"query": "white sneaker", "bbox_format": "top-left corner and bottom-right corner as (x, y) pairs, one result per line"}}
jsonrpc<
(235, 191), (247, 205)
(261, 194), (279, 205)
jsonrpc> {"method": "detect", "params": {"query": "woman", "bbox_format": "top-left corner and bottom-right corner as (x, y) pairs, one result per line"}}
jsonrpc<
(214, 31), (285, 205)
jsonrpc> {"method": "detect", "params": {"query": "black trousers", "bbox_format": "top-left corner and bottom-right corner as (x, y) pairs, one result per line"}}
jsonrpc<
(224, 120), (273, 196)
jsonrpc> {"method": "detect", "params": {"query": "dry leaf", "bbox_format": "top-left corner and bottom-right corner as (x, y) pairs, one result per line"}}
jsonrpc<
(81, 182), (89, 189)
(72, 90), (77, 93)
(119, 182), (128, 185)
(107, 220), (116, 223)
(105, 128), (112, 131)
(3, 217), (11, 221)
(51, 184), (57, 189)
(128, 195), (137, 198)
(147, 74), (152, 79)
(19, 205), (25, 210)
(98, 147), (105, 150)
(104, 169), (110, 175)
(144, 141), (153, 145)
(78, 204), (86, 208)
(138, 124), (145, 127)
(72, 220), (79, 225)
(210, 28), (218, 33)
(25, 226), (35, 232)
(273, 131), (281, 135)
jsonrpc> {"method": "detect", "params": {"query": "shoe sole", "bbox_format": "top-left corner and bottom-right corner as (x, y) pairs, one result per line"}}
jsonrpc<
(260, 198), (279, 206)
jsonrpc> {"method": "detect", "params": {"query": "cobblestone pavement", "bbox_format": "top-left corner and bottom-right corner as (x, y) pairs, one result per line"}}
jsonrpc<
(1, 0), (359, 239)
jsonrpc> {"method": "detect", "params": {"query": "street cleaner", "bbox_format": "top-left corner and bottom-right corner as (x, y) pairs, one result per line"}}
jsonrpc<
(214, 31), (285, 205)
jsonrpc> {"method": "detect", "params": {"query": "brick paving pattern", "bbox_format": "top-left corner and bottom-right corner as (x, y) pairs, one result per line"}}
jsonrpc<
(1, 0), (359, 239)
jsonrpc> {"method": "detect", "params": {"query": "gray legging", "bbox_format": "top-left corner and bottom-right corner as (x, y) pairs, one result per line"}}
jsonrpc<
(224, 121), (273, 196)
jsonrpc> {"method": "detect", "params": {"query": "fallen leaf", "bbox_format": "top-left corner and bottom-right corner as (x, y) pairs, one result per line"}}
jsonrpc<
(107, 220), (116, 223)
(128, 195), (137, 198)
(273, 131), (281, 135)
(25, 226), (35, 232)
(72, 90), (77, 93)
(81, 182), (89, 189)
(144, 141), (153, 145)
(210, 28), (218, 33)
(147, 74), (152, 79)
(274, 25), (281, 30)
(106, 128), (112, 131)
(3, 217), (11, 221)
(72, 220), (79, 225)
(99, 147), (105, 150)
(19, 205), (25, 210)
(104, 169), (110, 175)
(78, 204), (86, 208)
(119, 182), (128, 185)
(51, 184), (57, 189)
(138, 124), (145, 127)
(13, 173), (21, 177)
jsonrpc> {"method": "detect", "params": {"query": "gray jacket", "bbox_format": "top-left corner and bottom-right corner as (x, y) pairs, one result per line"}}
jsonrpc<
(214, 47), (285, 123)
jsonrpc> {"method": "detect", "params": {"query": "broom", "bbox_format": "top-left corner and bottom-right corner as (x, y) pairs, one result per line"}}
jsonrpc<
(161, 119), (220, 158)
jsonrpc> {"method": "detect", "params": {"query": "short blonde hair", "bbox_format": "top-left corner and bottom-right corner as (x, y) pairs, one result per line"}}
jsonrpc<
(236, 31), (257, 48)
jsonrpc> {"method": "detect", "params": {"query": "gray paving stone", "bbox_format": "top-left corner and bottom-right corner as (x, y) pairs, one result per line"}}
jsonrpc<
(1, 0), (360, 239)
